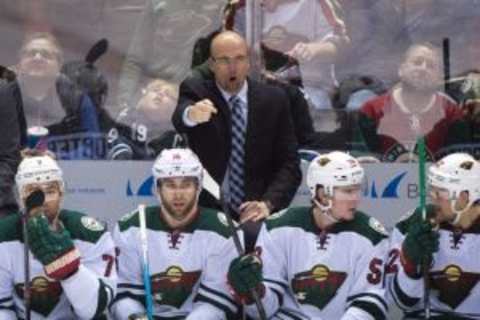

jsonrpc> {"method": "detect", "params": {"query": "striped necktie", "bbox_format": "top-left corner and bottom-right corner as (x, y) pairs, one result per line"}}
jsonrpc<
(229, 95), (246, 213)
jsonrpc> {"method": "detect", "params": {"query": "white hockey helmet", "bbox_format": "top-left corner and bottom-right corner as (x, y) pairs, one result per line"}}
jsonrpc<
(307, 151), (364, 198)
(15, 155), (64, 196)
(152, 148), (203, 185)
(428, 153), (480, 204)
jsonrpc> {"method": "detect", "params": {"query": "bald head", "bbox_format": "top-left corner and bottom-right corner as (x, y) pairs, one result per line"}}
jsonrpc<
(209, 31), (250, 94)
(210, 31), (248, 57)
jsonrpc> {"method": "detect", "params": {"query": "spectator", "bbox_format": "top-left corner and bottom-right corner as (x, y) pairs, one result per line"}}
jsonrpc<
(47, 39), (127, 160)
(110, 78), (186, 160)
(172, 31), (301, 248)
(400, 0), (480, 77)
(15, 32), (65, 127)
(116, 0), (228, 111)
(0, 69), (26, 217)
(358, 42), (466, 162)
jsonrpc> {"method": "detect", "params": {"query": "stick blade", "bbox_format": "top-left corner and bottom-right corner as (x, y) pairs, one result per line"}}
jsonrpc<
(202, 169), (220, 200)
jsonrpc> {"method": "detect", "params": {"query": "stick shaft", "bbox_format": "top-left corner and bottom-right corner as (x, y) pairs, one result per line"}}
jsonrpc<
(219, 197), (268, 320)
(417, 137), (430, 319)
(139, 204), (154, 320)
(23, 214), (31, 320)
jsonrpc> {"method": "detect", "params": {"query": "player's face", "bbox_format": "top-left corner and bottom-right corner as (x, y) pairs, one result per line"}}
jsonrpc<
(22, 181), (63, 222)
(158, 177), (198, 223)
(429, 185), (469, 222)
(330, 185), (362, 221)
(18, 38), (61, 79)
(209, 35), (250, 95)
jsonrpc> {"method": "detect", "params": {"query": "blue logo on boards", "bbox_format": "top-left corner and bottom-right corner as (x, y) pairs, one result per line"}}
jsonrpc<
(127, 176), (154, 197)
(363, 171), (407, 199)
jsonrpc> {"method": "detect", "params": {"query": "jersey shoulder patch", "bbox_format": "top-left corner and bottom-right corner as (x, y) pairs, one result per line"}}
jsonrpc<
(0, 214), (22, 243)
(60, 210), (107, 243)
(195, 207), (232, 239)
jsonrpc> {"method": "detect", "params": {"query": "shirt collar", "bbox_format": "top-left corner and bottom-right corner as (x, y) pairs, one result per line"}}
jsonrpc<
(217, 80), (248, 106)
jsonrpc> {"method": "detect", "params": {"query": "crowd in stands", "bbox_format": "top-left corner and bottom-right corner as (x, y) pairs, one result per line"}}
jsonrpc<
(1, 0), (479, 163)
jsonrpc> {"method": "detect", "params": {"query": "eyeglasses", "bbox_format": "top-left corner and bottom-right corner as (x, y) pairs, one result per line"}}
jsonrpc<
(212, 55), (248, 66)
(21, 48), (58, 61)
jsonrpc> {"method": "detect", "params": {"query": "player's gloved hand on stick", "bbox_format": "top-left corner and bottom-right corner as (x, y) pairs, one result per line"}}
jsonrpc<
(228, 254), (265, 304)
(27, 214), (80, 280)
(401, 220), (439, 277)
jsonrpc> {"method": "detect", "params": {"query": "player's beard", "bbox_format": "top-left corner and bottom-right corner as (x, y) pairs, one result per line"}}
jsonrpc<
(160, 193), (197, 223)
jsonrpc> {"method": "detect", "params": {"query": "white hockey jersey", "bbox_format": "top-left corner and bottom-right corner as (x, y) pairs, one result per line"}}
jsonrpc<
(110, 206), (240, 319)
(0, 210), (117, 319)
(388, 205), (480, 319)
(246, 207), (389, 320)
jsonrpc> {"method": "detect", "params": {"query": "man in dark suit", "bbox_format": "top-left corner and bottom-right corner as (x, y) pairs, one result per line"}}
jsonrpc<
(172, 31), (301, 223)
(0, 68), (26, 217)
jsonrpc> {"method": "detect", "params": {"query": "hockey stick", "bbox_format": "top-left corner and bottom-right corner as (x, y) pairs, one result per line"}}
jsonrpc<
(442, 38), (450, 94)
(138, 204), (154, 320)
(202, 169), (268, 320)
(417, 137), (430, 319)
(22, 189), (45, 320)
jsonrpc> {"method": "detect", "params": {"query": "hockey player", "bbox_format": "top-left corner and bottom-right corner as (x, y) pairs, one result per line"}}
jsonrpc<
(110, 148), (240, 319)
(228, 151), (389, 319)
(388, 153), (480, 319)
(0, 149), (117, 319)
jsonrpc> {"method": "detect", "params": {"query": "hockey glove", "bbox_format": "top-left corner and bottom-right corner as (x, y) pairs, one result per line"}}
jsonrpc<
(401, 220), (439, 278)
(227, 254), (265, 304)
(27, 214), (80, 280)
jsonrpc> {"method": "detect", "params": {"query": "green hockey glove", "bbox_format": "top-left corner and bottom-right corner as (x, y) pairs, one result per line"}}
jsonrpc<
(401, 220), (439, 277)
(227, 254), (265, 304)
(27, 214), (80, 280)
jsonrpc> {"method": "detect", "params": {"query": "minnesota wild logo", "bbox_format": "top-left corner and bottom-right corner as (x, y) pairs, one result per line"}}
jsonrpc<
(150, 266), (201, 308)
(430, 265), (480, 309)
(15, 276), (63, 316)
(291, 265), (347, 310)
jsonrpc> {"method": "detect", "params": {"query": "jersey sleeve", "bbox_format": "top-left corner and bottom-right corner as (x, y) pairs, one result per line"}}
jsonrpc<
(387, 226), (423, 312)
(110, 224), (146, 319)
(193, 232), (240, 319)
(61, 231), (117, 319)
(341, 236), (389, 320)
(245, 224), (289, 319)
(0, 244), (16, 319)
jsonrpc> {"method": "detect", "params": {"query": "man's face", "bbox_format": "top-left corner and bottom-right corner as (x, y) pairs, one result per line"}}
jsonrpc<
(136, 80), (178, 124)
(209, 36), (250, 94)
(399, 45), (441, 93)
(22, 181), (63, 222)
(158, 177), (198, 223)
(330, 185), (362, 221)
(18, 38), (61, 79)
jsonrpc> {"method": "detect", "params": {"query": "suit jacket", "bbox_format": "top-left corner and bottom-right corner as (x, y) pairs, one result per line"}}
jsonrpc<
(172, 77), (301, 212)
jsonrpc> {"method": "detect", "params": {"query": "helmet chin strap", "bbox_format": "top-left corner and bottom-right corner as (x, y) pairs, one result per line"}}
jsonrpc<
(313, 198), (339, 223)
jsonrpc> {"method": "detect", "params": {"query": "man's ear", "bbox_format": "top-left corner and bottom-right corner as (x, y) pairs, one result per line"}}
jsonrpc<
(208, 57), (215, 72)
